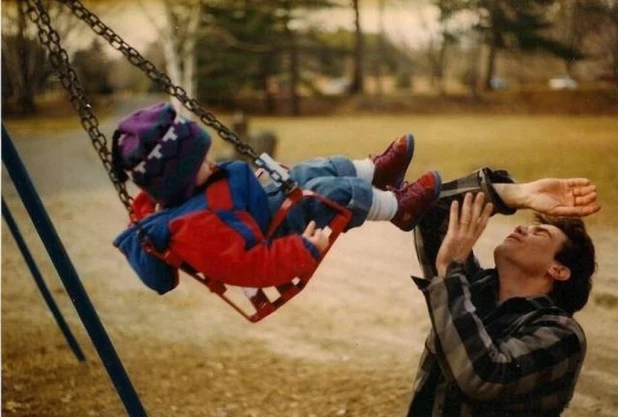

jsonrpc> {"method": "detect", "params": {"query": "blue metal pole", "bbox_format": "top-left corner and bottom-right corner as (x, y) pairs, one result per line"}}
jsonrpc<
(2, 197), (86, 362)
(2, 124), (148, 417)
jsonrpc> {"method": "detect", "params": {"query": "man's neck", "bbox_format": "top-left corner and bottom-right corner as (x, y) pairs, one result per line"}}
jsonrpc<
(496, 262), (552, 303)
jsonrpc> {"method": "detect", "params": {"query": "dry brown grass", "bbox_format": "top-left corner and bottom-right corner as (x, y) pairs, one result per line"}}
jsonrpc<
(243, 114), (618, 228)
(2, 103), (618, 417)
(5, 95), (617, 224)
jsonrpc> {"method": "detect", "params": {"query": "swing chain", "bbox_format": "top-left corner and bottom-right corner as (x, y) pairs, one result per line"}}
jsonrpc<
(22, 0), (135, 213)
(23, 0), (158, 246)
(57, 0), (295, 192)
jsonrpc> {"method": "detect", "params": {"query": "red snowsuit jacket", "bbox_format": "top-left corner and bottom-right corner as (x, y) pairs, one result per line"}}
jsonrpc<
(114, 161), (321, 294)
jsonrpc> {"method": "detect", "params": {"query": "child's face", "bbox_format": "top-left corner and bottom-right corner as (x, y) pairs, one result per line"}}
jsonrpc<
(195, 158), (216, 187)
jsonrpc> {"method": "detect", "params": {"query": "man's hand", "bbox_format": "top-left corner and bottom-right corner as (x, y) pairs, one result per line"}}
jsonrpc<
(521, 178), (600, 216)
(436, 193), (493, 277)
(302, 221), (329, 254)
(495, 178), (601, 217)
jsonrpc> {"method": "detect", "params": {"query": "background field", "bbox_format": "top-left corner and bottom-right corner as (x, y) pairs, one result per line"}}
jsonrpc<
(2, 104), (618, 416)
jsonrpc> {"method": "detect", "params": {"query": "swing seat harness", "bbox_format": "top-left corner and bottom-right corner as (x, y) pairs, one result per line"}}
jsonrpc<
(142, 182), (351, 322)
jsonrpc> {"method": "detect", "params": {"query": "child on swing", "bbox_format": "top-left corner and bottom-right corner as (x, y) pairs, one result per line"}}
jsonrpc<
(112, 102), (441, 294)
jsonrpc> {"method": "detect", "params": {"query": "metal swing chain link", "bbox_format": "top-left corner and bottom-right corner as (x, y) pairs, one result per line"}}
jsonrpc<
(58, 0), (295, 192)
(23, 0), (157, 244)
(23, 0), (132, 209)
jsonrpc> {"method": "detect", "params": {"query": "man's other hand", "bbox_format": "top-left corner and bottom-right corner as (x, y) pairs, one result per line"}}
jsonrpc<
(522, 178), (601, 217)
(495, 178), (601, 217)
(436, 193), (493, 278)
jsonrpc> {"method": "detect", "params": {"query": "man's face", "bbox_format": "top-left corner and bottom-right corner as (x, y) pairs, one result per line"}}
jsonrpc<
(494, 224), (568, 277)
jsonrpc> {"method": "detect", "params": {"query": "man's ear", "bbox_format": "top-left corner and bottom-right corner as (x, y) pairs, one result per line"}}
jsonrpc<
(548, 262), (571, 282)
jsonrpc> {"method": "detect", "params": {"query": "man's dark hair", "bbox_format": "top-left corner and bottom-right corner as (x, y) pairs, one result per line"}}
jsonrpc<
(535, 214), (596, 316)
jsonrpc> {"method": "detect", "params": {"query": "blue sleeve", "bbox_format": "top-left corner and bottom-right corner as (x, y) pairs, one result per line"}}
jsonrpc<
(114, 224), (178, 295)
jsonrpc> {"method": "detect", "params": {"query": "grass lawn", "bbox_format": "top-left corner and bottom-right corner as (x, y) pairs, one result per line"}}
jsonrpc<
(242, 114), (618, 228)
(5, 111), (617, 227)
(3, 109), (617, 417)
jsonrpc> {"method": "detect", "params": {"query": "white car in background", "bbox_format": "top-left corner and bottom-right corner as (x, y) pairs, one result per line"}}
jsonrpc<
(490, 76), (508, 90)
(549, 76), (578, 90)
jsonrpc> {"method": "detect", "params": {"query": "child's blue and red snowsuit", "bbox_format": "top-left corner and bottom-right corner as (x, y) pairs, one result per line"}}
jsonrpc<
(114, 157), (373, 294)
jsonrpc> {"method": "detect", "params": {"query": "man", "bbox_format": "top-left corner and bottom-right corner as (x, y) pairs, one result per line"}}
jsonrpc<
(408, 168), (601, 416)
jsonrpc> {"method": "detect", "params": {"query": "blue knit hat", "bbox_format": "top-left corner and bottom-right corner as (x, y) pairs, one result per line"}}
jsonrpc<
(112, 102), (211, 207)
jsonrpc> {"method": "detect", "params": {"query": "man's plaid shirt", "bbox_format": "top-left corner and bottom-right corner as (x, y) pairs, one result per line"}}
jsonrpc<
(407, 168), (586, 416)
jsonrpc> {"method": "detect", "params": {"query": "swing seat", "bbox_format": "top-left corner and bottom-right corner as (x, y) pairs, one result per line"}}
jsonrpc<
(143, 185), (351, 323)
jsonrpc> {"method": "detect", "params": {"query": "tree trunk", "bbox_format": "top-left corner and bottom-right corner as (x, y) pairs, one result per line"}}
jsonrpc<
(468, 28), (482, 101)
(1, 52), (13, 99)
(350, 0), (364, 94)
(181, 3), (200, 109)
(17, 2), (36, 115)
(158, 0), (202, 118)
(435, 5), (449, 96)
(613, 38), (618, 92)
(161, 2), (185, 115)
(284, 4), (300, 116)
(261, 54), (277, 114)
(609, 7), (618, 92)
(483, 0), (500, 92)
(161, 36), (184, 114)
(484, 31), (498, 91)
(564, 0), (578, 77)
(437, 36), (448, 96)
(289, 33), (300, 116)
(374, 0), (385, 101)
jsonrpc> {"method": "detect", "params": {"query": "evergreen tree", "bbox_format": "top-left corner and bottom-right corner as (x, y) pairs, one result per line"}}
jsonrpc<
(196, 0), (336, 115)
(478, 0), (584, 90)
(350, 0), (365, 94)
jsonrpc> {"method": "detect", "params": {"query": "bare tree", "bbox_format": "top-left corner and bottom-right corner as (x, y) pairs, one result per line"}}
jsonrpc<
(479, 0), (585, 90)
(579, 0), (618, 88)
(432, 0), (473, 95)
(1, 0), (81, 114)
(374, 0), (386, 100)
(349, 0), (365, 94)
(280, 0), (301, 115)
(563, 0), (583, 76)
(137, 0), (202, 117)
(411, 0), (448, 94)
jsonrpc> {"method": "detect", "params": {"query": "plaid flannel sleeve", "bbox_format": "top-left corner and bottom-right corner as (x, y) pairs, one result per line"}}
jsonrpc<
(413, 167), (517, 281)
(421, 263), (586, 403)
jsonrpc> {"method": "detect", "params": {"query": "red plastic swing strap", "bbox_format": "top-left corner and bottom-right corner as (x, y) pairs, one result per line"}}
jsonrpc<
(265, 187), (304, 238)
(264, 189), (353, 284)
(266, 189), (351, 240)
(204, 177), (312, 319)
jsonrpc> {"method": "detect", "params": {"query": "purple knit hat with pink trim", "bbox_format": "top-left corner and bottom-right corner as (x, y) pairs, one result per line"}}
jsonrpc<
(111, 102), (211, 206)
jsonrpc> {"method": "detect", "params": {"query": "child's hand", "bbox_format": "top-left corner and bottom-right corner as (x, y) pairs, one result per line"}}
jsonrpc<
(302, 221), (329, 254)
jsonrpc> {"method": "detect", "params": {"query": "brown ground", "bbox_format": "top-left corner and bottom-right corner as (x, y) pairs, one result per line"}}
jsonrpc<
(2, 114), (618, 417)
